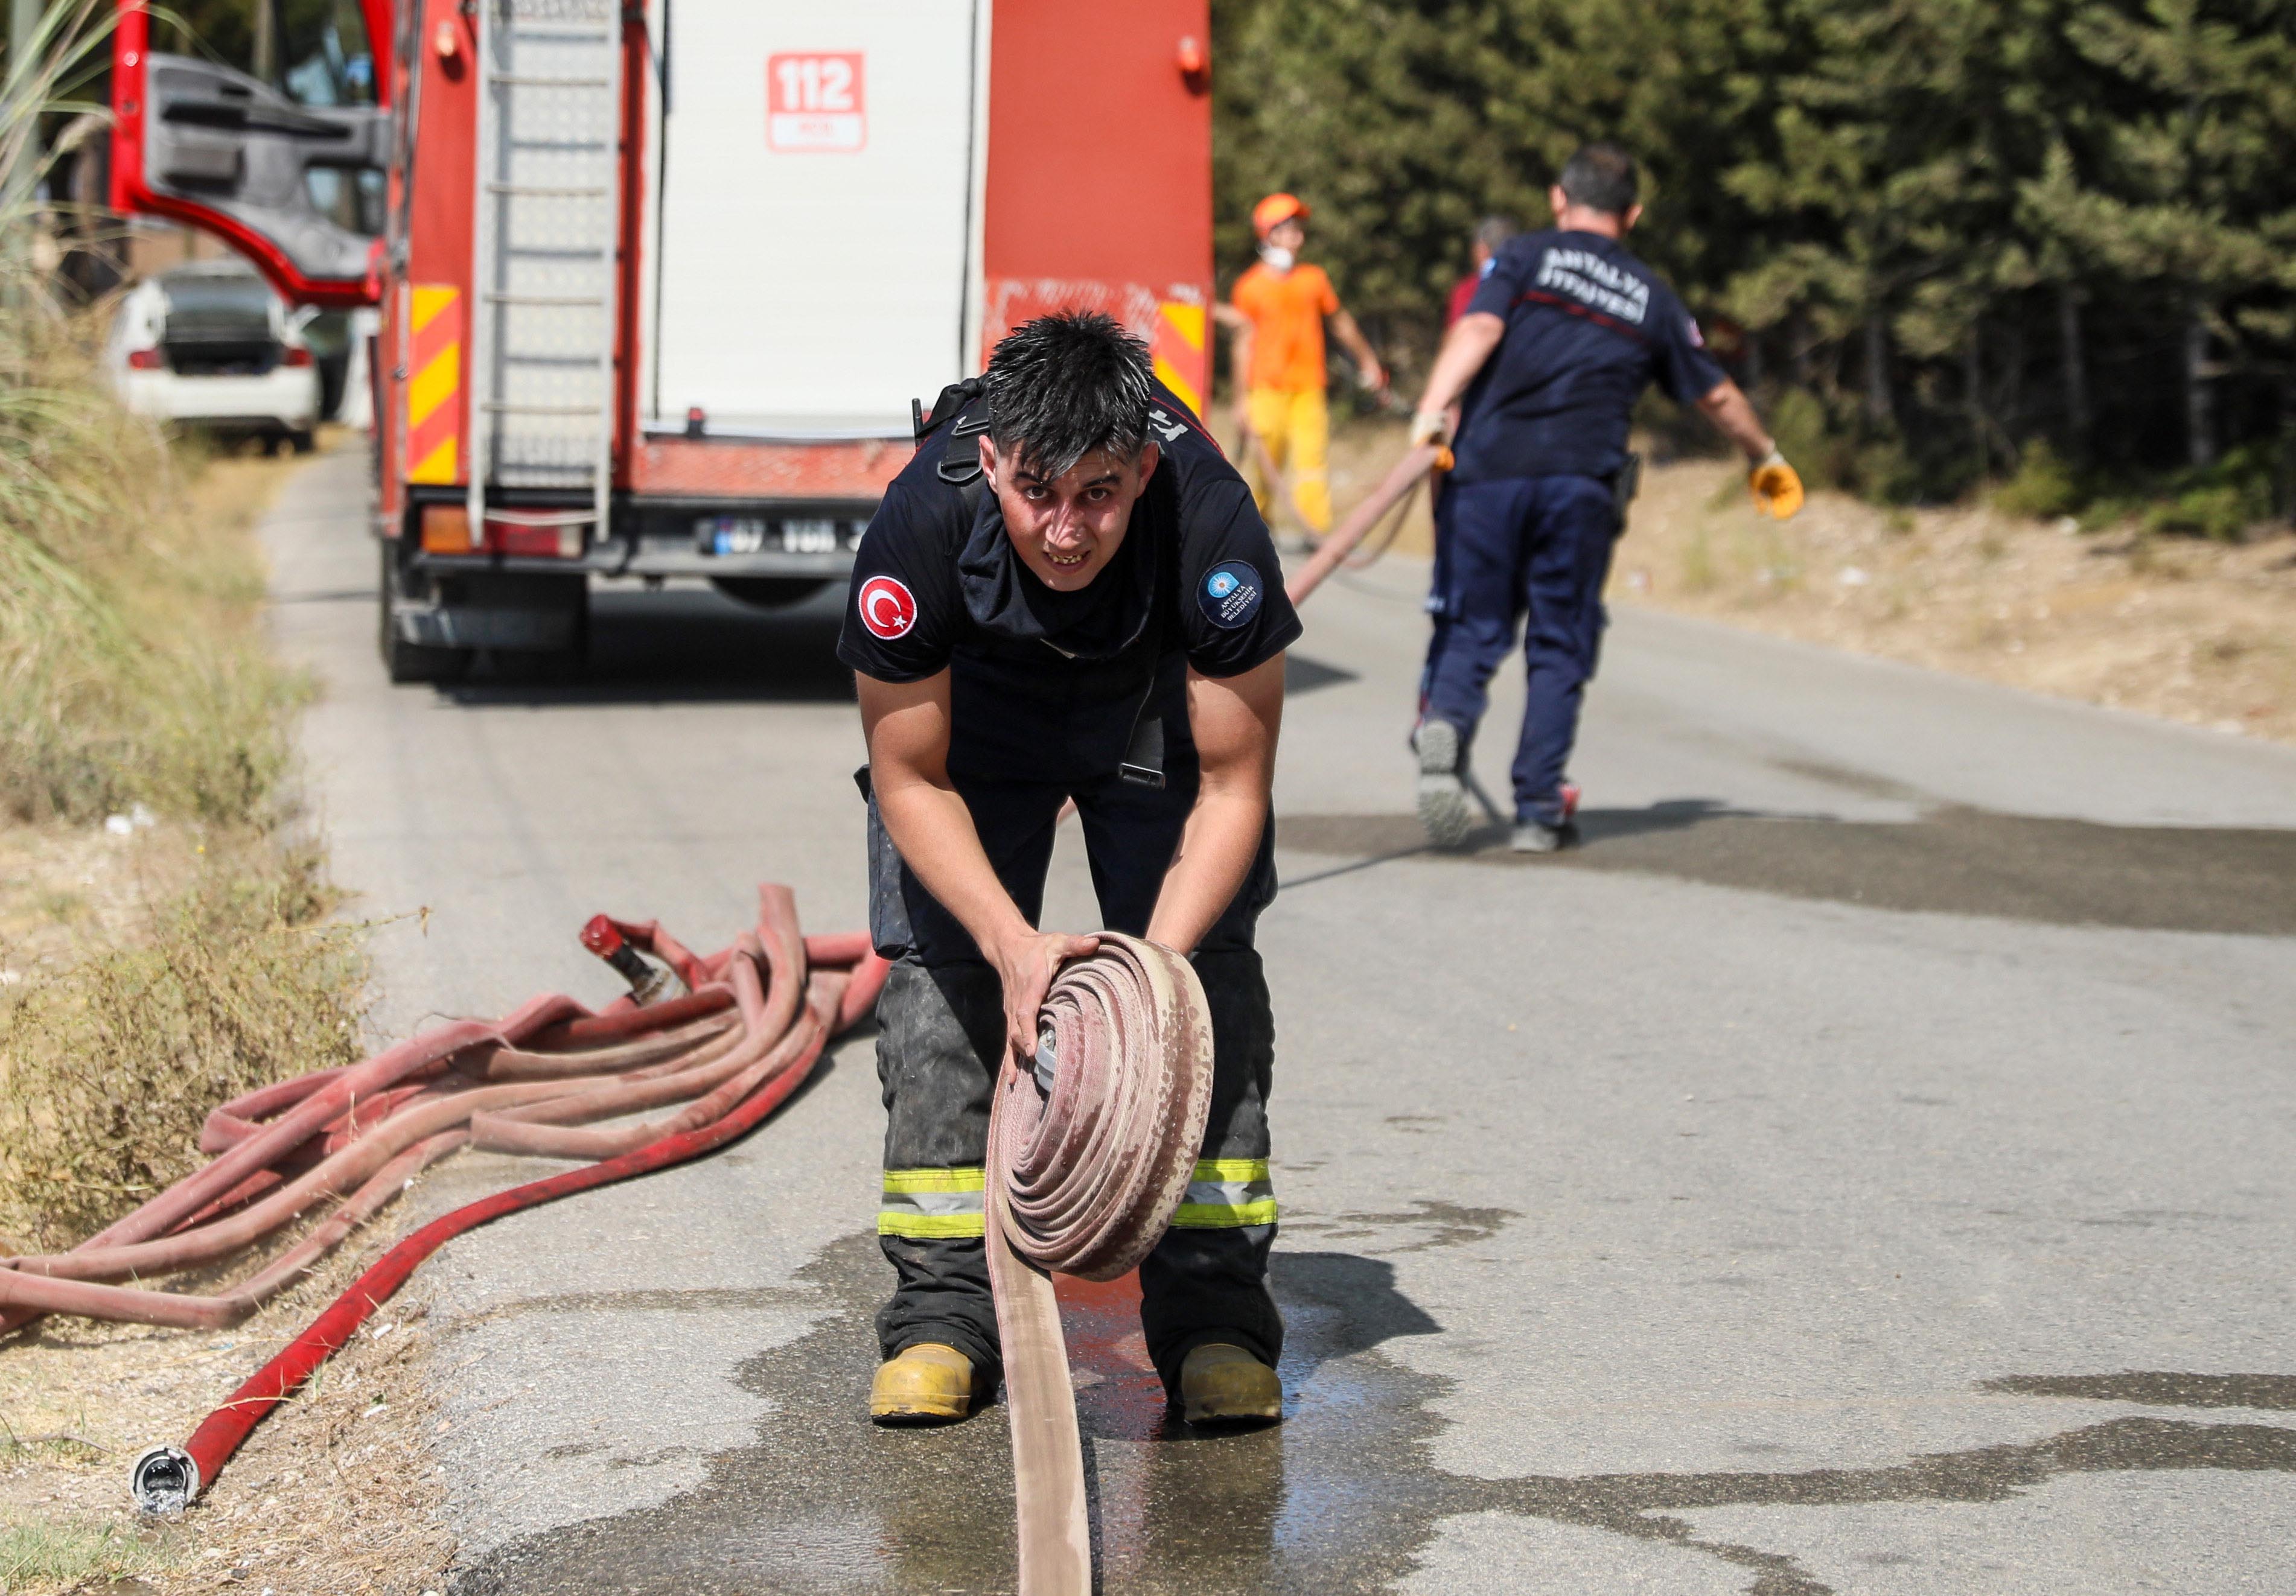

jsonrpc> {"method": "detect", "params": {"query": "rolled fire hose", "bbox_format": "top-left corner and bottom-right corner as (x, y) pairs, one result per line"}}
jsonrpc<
(1285, 441), (1450, 605)
(987, 934), (1215, 1596)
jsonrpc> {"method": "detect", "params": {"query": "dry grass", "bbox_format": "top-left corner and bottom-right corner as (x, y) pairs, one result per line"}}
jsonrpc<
(1615, 453), (2296, 745)
(0, 341), (368, 1254)
(0, 1221), (453, 1596)
(0, 831), (367, 1253)
(0, 17), (436, 1586)
(0, 319), (301, 828)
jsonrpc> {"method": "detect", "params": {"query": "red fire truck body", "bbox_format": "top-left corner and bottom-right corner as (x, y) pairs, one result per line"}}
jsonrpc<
(111, 0), (1213, 679)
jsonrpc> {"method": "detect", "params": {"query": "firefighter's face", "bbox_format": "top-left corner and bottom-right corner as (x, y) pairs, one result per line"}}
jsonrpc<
(980, 437), (1160, 593)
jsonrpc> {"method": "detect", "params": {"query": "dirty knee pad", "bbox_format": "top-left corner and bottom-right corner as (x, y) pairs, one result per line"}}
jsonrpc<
(1190, 948), (1274, 1160)
(876, 959), (1003, 1169)
(875, 959), (1007, 1370)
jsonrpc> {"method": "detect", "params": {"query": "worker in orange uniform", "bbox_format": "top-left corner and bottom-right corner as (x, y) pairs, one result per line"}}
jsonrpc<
(1215, 192), (1388, 541)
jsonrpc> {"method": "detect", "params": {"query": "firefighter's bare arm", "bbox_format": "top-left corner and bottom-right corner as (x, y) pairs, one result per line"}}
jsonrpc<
(858, 669), (1099, 1061)
(1146, 653), (1284, 957)
(1694, 378), (1775, 462)
(1409, 311), (1507, 444)
(1696, 378), (1803, 518)
(1328, 307), (1388, 393)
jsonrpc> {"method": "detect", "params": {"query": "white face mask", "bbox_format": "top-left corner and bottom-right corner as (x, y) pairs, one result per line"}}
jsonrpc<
(1258, 245), (1295, 272)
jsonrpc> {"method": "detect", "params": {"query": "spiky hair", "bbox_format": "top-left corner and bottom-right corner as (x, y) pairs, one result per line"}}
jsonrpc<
(984, 311), (1155, 482)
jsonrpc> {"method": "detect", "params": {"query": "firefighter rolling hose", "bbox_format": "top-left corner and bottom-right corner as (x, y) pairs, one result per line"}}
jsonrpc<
(1406, 142), (1803, 854)
(843, 313), (1293, 1475)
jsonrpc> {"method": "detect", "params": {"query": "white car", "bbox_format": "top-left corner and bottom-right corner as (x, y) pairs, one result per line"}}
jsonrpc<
(109, 259), (321, 450)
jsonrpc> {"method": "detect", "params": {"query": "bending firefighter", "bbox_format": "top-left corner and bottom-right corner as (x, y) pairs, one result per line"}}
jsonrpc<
(1407, 143), (1802, 852)
(839, 314), (1298, 1427)
(1216, 192), (1387, 540)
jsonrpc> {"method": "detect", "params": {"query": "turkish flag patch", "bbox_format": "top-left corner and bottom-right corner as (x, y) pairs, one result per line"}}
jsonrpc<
(857, 574), (918, 640)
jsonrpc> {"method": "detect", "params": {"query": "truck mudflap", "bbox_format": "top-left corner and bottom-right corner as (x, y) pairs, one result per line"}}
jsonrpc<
(388, 598), (582, 653)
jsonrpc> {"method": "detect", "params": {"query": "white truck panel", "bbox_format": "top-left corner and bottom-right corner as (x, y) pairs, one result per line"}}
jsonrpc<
(647, 0), (983, 437)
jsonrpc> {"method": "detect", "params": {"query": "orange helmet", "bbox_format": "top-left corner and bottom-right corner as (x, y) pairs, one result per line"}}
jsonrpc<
(1252, 192), (1310, 237)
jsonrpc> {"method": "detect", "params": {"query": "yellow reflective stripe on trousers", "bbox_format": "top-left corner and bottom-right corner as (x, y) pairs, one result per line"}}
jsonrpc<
(879, 1166), (986, 1239)
(1169, 1156), (1277, 1229)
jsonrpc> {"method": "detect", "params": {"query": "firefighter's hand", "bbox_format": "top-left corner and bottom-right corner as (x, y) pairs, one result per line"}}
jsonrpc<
(989, 929), (1102, 1067)
(1750, 449), (1804, 519)
(1357, 358), (1389, 396)
(1408, 409), (1451, 450)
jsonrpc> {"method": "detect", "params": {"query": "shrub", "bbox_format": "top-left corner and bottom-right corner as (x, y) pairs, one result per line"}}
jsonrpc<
(0, 841), (366, 1254)
(1994, 440), (2082, 520)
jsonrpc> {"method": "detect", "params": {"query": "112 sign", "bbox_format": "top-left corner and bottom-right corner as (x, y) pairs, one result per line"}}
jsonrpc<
(766, 52), (865, 152)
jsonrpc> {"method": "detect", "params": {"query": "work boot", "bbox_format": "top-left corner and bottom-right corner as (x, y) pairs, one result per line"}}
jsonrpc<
(870, 1342), (975, 1425)
(1178, 1342), (1283, 1426)
(1414, 720), (1475, 849)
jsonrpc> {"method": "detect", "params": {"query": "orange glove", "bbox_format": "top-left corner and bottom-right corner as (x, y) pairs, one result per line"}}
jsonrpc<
(1750, 448), (1803, 519)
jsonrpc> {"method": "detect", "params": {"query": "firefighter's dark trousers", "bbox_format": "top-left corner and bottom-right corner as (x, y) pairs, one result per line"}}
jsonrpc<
(1420, 473), (1621, 827)
(866, 758), (1282, 1396)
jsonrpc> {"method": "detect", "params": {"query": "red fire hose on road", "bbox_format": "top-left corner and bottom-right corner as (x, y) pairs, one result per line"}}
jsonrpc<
(1284, 440), (1450, 606)
(0, 885), (886, 1513)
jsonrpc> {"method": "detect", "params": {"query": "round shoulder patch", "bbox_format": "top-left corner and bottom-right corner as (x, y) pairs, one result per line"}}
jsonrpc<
(1199, 559), (1266, 631)
(857, 574), (918, 641)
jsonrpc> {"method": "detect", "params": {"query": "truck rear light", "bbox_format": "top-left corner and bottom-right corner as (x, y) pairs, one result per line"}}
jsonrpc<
(419, 506), (587, 558)
(494, 523), (587, 558)
(281, 346), (314, 367)
(419, 504), (474, 553)
(127, 347), (167, 370)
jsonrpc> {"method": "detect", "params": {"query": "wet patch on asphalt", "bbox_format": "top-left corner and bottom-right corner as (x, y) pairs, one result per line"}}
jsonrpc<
(1304, 1200), (1520, 1253)
(1982, 1372), (2296, 1410)
(1275, 806), (2296, 936)
(448, 1233), (2296, 1594)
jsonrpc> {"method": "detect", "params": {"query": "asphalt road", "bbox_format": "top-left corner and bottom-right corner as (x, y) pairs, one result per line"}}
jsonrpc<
(264, 444), (2296, 1594)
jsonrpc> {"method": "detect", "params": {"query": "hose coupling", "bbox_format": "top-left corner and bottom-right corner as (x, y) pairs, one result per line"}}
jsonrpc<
(130, 1443), (200, 1514)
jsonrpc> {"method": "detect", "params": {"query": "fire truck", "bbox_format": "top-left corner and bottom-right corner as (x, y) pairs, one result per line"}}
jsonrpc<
(110, 1), (1214, 681)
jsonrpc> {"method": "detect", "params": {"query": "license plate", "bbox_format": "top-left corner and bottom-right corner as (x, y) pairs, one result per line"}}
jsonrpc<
(697, 515), (768, 556)
(692, 515), (844, 555)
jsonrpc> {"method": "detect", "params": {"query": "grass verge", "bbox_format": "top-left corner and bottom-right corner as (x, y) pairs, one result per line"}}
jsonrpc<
(0, 310), (369, 1257)
(0, 1510), (170, 1592)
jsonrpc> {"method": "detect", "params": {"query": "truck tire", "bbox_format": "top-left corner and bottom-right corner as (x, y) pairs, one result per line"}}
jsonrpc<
(378, 543), (471, 685)
(709, 576), (830, 611)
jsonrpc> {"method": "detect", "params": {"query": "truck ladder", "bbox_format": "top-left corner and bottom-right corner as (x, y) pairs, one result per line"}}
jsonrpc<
(467, 0), (622, 532)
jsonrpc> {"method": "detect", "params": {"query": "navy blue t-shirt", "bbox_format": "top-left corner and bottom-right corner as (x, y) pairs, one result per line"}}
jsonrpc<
(1451, 229), (1727, 483)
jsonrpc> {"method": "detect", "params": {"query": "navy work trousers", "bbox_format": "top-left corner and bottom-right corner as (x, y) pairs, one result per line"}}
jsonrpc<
(1418, 473), (1619, 826)
(866, 742), (1283, 1395)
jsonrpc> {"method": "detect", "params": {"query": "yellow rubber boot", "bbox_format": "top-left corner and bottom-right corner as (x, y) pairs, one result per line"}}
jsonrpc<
(870, 1343), (975, 1425)
(1179, 1342), (1283, 1425)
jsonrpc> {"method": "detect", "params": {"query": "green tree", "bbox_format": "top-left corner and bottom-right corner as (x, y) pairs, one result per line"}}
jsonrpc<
(2019, 0), (2296, 466)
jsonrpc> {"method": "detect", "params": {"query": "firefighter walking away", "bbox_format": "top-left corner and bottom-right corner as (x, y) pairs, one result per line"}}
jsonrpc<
(1406, 143), (1802, 853)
